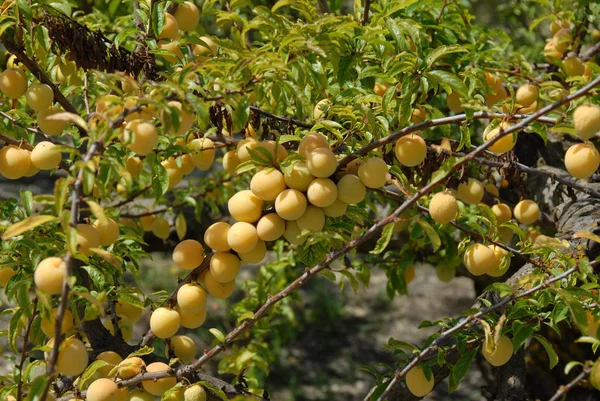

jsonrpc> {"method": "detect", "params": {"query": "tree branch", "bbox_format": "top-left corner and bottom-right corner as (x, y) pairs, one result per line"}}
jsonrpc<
(547, 367), (590, 401)
(16, 298), (39, 401)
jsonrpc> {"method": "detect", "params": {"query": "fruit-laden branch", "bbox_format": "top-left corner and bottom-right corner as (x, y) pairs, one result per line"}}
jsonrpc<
(368, 73), (600, 401)
(0, 130), (71, 172)
(249, 106), (313, 128)
(104, 74), (600, 392)
(547, 367), (591, 401)
(368, 265), (582, 401)
(1, 36), (79, 116)
(449, 150), (600, 200)
(336, 112), (558, 170)
(138, 255), (213, 347)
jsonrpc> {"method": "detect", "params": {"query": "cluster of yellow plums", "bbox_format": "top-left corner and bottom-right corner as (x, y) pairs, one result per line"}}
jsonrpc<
(404, 333), (514, 397)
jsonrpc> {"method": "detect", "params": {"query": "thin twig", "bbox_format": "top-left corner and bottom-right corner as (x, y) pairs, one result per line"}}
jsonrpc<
(362, 0), (371, 25)
(249, 106), (313, 128)
(547, 367), (591, 401)
(16, 299), (39, 401)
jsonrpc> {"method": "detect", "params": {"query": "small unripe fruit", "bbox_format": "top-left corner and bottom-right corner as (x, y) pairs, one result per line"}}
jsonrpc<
(515, 85), (538, 107)
(0, 68), (27, 98)
(41, 307), (74, 337)
(492, 203), (512, 224)
(35, 257), (66, 294)
(228, 190), (264, 223)
(565, 143), (600, 179)
(38, 107), (68, 136)
(118, 357), (145, 379)
(283, 220), (306, 245)
(31, 141), (61, 170)
(159, 13), (180, 40)
(152, 218), (170, 239)
(564, 57), (585, 76)
(210, 251), (241, 282)
(275, 189), (308, 220)
(313, 99), (331, 120)
(55, 336), (89, 376)
(239, 239), (266, 264)
(428, 192), (458, 224)
(184, 385), (207, 401)
(188, 138), (215, 170)
(446, 91), (463, 113)
(284, 161), (314, 191)
(513, 200), (540, 225)
(436, 265), (456, 283)
(482, 335), (514, 367)
(176, 305), (207, 329)
(251, 168), (287, 201)
(204, 270), (235, 299)
(26, 83), (54, 111)
(142, 362), (177, 395)
(103, 314), (133, 342)
(87, 378), (119, 401)
(463, 243), (497, 276)
(296, 206), (325, 232)
(322, 198), (347, 217)
(177, 283), (207, 314)
(405, 366), (434, 397)
(306, 148), (337, 178)
(77, 223), (101, 255)
(150, 307), (181, 338)
(222, 150), (240, 174)
(204, 222), (231, 251)
(552, 28), (572, 54)
(394, 133), (427, 167)
(0, 267), (16, 287)
(0, 145), (31, 179)
(169, 335), (197, 363)
(298, 133), (329, 157)
(172, 240), (205, 270)
(123, 120), (158, 155)
(96, 351), (122, 377)
(484, 122), (516, 154)
(573, 104), (600, 140)
(337, 174), (366, 204)
(456, 178), (484, 205)
(236, 138), (259, 162)
(93, 218), (119, 246)
(174, 1), (199, 31)
(256, 213), (286, 241)
(307, 178), (338, 208)
(358, 157), (388, 188)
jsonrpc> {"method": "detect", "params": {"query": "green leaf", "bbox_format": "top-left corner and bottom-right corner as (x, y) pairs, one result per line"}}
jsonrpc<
(127, 346), (154, 358)
(448, 348), (477, 392)
(370, 223), (394, 255)
(533, 335), (559, 369)
(152, 1), (166, 38)
(417, 219), (441, 252)
(558, 289), (588, 335)
(2, 215), (56, 240)
(426, 70), (468, 97)
(197, 381), (228, 401)
(20, 190), (33, 216)
(425, 46), (467, 69)
(24, 375), (50, 401)
(209, 328), (226, 344)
